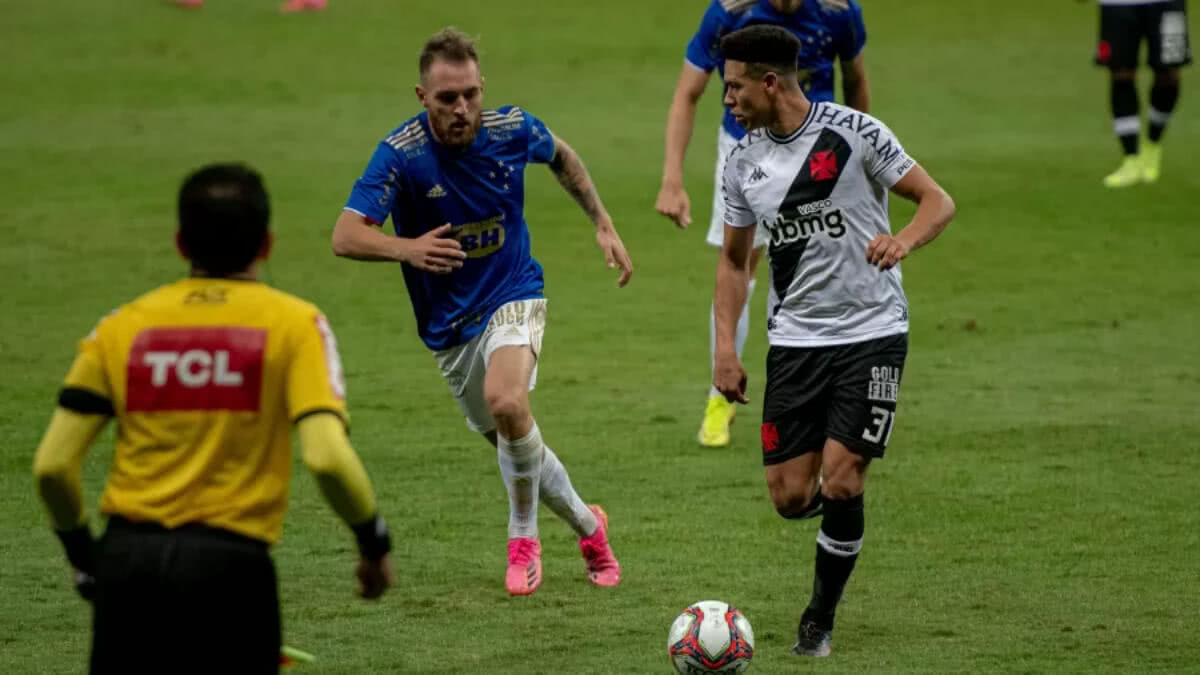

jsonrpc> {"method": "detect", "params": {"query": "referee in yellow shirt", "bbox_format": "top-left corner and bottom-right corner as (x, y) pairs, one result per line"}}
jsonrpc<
(32, 163), (393, 674)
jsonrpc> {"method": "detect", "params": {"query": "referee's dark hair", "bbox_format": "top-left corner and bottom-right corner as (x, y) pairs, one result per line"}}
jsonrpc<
(177, 163), (270, 277)
(720, 24), (803, 79)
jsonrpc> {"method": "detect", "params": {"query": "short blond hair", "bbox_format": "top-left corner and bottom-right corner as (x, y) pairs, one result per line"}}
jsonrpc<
(419, 28), (479, 77)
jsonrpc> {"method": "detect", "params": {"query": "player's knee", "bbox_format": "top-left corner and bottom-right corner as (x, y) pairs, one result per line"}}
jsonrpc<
(1112, 68), (1137, 82)
(766, 476), (818, 519)
(820, 447), (868, 499)
(773, 491), (821, 520)
(484, 389), (528, 426)
(820, 474), (863, 500)
(1154, 68), (1181, 85)
(765, 472), (788, 504)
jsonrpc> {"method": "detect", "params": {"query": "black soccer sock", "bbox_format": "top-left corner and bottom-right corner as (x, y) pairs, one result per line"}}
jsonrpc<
(805, 493), (864, 630)
(1148, 79), (1180, 142)
(1111, 79), (1140, 155)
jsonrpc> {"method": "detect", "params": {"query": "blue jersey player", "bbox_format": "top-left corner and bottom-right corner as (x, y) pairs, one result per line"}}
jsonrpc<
(332, 29), (630, 597)
(653, 0), (871, 449)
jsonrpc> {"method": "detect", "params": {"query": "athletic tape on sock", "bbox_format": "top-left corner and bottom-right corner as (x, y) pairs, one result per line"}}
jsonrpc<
(816, 529), (863, 557)
(1113, 115), (1141, 136)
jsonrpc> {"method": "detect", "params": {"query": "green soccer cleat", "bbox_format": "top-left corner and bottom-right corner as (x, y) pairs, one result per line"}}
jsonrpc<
(1140, 141), (1162, 184)
(1103, 155), (1144, 189)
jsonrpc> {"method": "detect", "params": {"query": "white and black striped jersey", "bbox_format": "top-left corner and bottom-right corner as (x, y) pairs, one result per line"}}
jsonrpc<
(723, 101), (917, 348)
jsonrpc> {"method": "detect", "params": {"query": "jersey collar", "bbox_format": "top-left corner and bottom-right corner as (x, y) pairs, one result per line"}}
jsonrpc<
(766, 101), (818, 144)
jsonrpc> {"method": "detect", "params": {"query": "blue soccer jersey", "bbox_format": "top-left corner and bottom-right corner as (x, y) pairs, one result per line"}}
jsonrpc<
(685, 0), (867, 139)
(344, 106), (557, 351)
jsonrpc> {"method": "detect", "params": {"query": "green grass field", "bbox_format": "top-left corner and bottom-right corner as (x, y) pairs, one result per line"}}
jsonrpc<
(4, 0), (1200, 672)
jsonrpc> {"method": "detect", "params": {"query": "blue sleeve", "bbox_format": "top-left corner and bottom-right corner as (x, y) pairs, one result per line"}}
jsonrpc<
(524, 112), (557, 165)
(835, 1), (867, 61)
(684, 1), (728, 72)
(344, 142), (403, 225)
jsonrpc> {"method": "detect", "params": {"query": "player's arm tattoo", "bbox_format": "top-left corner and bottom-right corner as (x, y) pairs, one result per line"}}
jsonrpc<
(549, 136), (609, 226)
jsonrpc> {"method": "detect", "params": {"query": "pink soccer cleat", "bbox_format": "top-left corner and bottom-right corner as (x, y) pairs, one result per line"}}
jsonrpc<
(505, 537), (542, 596)
(579, 505), (621, 587)
(281, 0), (327, 12)
(174, 0), (204, 8)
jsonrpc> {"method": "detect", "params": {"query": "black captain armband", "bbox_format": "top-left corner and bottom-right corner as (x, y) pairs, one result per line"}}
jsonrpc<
(351, 514), (392, 561)
(292, 408), (350, 436)
(58, 388), (114, 416)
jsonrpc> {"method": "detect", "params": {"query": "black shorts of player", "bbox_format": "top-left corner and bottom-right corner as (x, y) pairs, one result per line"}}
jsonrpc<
(761, 333), (907, 465)
(90, 516), (281, 675)
(1097, 0), (1192, 70)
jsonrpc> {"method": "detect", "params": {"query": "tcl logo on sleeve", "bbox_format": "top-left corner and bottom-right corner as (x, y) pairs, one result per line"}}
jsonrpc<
(127, 327), (266, 411)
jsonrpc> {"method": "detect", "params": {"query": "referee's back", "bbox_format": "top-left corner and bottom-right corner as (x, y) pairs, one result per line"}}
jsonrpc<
(72, 277), (347, 544)
(34, 164), (394, 675)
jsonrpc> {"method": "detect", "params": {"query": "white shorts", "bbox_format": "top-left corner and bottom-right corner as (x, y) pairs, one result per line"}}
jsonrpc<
(433, 298), (547, 433)
(706, 127), (770, 249)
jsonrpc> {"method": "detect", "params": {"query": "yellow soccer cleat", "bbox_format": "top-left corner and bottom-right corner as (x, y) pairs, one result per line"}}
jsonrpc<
(1140, 141), (1162, 184)
(698, 395), (736, 447)
(1103, 155), (1143, 189)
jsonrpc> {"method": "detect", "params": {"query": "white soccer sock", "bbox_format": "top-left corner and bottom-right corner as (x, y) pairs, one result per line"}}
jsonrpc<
(539, 446), (598, 538)
(497, 424), (544, 540)
(708, 280), (755, 398)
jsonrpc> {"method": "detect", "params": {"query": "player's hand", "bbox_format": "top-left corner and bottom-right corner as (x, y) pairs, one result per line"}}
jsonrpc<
(866, 234), (910, 271)
(55, 526), (96, 601)
(713, 353), (749, 404)
(596, 224), (634, 287)
(655, 183), (692, 229)
(355, 553), (394, 600)
(70, 566), (96, 601)
(402, 224), (467, 274)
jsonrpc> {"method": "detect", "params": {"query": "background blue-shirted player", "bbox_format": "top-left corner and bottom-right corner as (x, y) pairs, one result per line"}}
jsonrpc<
(653, 0), (872, 449)
(331, 28), (631, 597)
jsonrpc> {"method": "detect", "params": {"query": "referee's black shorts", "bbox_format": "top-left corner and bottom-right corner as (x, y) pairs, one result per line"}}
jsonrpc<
(90, 516), (280, 675)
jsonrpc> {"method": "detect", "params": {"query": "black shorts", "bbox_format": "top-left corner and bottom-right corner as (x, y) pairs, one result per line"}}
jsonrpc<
(1097, 0), (1192, 70)
(761, 333), (907, 465)
(90, 517), (281, 675)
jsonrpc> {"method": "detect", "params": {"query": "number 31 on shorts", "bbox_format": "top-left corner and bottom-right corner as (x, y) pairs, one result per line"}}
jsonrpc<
(862, 406), (896, 445)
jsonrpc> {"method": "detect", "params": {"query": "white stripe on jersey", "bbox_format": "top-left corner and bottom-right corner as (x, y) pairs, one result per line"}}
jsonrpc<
(722, 102), (917, 348)
(385, 123), (426, 150)
(720, 0), (756, 12)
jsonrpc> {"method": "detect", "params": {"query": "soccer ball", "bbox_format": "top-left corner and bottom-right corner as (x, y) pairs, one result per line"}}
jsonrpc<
(666, 600), (755, 674)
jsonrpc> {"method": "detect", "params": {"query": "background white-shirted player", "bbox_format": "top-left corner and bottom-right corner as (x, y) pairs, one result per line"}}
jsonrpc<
(1089, 0), (1191, 188)
(656, 0), (872, 448)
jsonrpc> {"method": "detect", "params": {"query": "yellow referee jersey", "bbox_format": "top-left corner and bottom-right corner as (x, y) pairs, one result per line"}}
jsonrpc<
(60, 278), (348, 544)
